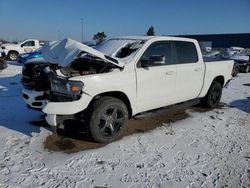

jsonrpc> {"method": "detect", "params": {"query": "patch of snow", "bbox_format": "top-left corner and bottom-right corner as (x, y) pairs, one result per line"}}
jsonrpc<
(0, 63), (250, 187)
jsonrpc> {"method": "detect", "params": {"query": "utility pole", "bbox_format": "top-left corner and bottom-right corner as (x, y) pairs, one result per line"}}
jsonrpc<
(81, 18), (84, 43)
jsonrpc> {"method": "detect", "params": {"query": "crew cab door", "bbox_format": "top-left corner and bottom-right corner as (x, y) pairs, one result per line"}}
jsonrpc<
(136, 41), (177, 113)
(173, 41), (204, 102)
(20, 40), (36, 53)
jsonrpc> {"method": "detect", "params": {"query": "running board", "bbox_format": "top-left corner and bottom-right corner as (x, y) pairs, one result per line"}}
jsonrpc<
(134, 99), (201, 120)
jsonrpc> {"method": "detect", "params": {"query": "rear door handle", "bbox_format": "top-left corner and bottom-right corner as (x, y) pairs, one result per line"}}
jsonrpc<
(166, 71), (175, 75)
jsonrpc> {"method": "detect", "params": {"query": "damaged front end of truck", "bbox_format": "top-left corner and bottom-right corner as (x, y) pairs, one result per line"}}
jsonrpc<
(22, 38), (146, 139)
(21, 38), (125, 109)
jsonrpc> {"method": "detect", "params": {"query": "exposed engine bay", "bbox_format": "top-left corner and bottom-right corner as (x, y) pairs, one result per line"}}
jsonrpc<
(22, 63), (58, 92)
(60, 54), (120, 77)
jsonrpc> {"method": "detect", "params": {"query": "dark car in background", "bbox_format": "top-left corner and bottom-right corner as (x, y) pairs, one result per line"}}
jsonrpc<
(0, 47), (7, 70)
(232, 61), (240, 77)
(237, 61), (250, 73)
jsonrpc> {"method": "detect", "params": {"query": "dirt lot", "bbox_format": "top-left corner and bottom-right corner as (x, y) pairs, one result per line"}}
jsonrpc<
(44, 106), (210, 153)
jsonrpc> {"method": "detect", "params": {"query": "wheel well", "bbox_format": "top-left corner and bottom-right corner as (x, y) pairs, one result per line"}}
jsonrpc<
(213, 76), (224, 87)
(8, 50), (19, 56)
(93, 91), (133, 118)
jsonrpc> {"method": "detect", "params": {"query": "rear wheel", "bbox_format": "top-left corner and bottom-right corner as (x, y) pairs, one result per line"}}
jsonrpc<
(86, 97), (128, 143)
(201, 81), (222, 108)
(8, 51), (19, 61)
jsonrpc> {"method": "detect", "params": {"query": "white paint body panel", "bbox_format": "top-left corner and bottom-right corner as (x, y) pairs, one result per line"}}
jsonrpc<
(175, 63), (204, 102)
(136, 64), (177, 113)
(175, 40), (205, 103)
(199, 60), (234, 97)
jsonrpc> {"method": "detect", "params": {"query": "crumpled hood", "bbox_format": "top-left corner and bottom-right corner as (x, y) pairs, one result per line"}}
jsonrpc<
(41, 38), (124, 68)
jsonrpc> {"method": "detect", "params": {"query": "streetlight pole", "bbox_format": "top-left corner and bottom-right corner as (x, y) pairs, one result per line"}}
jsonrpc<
(81, 18), (84, 43)
(58, 30), (61, 40)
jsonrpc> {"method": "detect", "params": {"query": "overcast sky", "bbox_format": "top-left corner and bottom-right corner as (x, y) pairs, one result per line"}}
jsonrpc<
(0, 0), (250, 42)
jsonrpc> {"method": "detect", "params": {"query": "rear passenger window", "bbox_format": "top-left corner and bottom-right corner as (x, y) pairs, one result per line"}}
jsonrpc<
(174, 41), (198, 64)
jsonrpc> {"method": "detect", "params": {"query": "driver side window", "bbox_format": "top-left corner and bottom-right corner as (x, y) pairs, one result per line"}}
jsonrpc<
(138, 41), (173, 67)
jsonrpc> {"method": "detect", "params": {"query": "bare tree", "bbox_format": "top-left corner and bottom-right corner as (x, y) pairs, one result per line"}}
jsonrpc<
(93, 32), (107, 44)
(146, 26), (155, 36)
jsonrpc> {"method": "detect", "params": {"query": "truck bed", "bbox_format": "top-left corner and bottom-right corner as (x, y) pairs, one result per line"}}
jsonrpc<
(203, 56), (231, 62)
(199, 58), (234, 97)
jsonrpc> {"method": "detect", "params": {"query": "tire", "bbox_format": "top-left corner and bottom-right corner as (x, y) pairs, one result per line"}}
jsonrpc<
(86, 96), (128, 143)
(201, 81), (222, 108)
(245, 65), (250, 73)
(7, 51), (19, 61)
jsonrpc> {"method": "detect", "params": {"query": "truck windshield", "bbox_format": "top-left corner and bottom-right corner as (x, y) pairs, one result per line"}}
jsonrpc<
(95, 39), (145, 62)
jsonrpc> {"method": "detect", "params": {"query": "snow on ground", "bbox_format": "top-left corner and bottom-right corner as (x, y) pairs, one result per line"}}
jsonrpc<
(0, 63), (250, 188)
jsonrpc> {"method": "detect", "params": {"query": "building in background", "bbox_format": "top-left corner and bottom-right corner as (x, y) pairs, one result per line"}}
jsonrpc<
(178, 33), (250, 49)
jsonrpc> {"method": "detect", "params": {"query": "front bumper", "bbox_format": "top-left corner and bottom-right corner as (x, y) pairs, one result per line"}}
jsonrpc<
(43, 93), (92, 128)
(22, 88), (48, 109)
(45, 114), (75, 129)
(42, 93), (92, 115)
(45, 114), (57, 127)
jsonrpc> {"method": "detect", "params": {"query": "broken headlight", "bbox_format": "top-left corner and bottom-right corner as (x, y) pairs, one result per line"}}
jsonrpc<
(50, 76), (83, 101)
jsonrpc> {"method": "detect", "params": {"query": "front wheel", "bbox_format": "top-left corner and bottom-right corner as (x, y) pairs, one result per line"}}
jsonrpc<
(86, 97), (128, 143)
(8, 51), (19, 61)
(201, 81), (222, 108)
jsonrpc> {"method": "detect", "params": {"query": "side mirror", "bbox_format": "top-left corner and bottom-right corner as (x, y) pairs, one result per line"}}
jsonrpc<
(140, 59), (149, 67)
(21, 44), (24, 48)
(149, 55), (165, 62)
(141, 55), (166, 67)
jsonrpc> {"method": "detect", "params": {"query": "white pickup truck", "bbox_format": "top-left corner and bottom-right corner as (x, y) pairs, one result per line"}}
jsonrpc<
(22, 37), (234, 143)
(1, 39), (41, 61)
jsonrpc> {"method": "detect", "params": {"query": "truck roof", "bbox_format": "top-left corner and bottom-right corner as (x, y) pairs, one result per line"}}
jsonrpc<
(111, 36), (197, 42)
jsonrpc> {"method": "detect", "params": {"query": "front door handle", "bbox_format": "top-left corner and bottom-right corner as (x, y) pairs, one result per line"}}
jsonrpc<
(166, 71), (175, 75)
